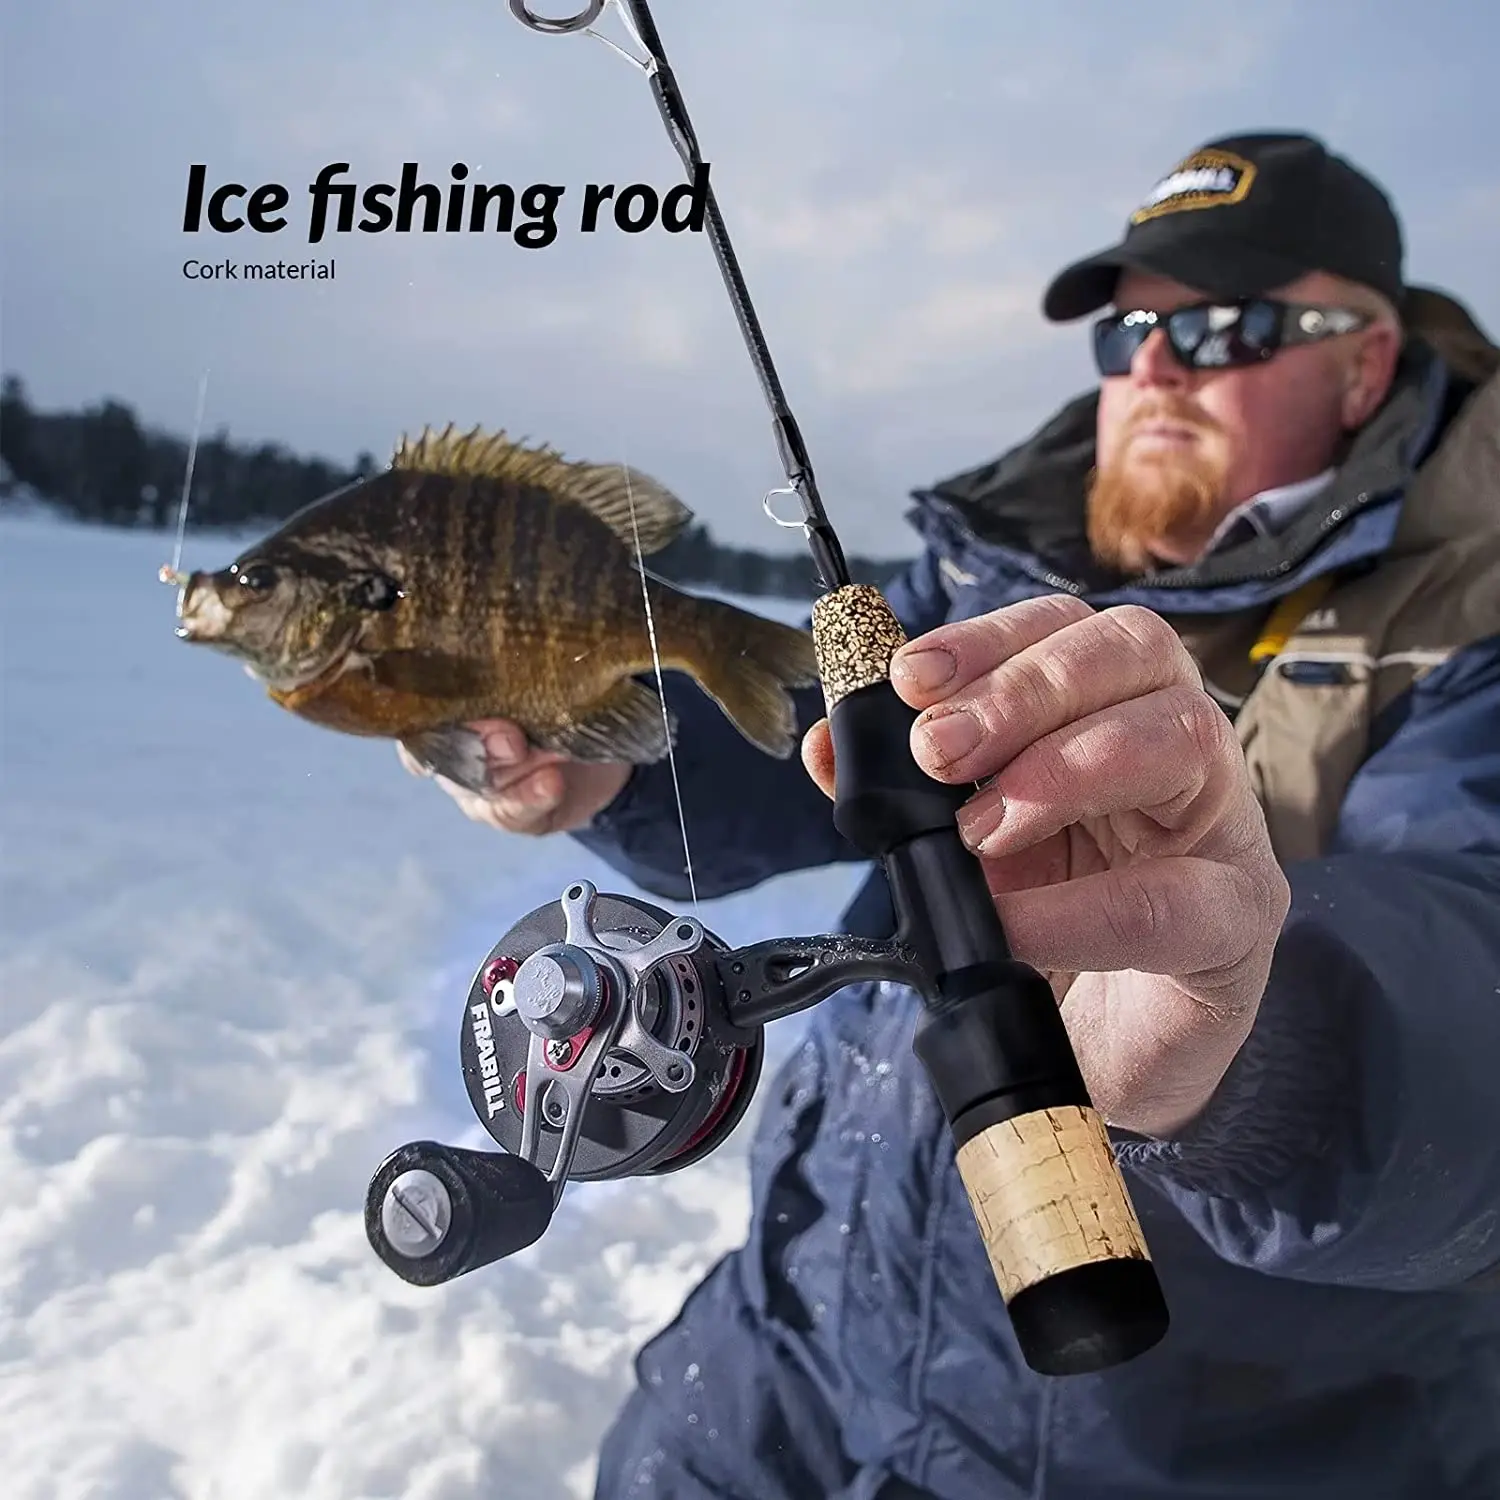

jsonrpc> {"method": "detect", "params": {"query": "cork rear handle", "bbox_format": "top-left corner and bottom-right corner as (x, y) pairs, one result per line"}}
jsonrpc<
(954, 1103), (1149, 1296)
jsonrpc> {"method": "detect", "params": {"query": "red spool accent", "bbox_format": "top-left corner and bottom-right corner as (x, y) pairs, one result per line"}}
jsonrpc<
(546, 1024), (595, 1072)
(666, 1046), (752, 1163)
(482, 955), (519, 996)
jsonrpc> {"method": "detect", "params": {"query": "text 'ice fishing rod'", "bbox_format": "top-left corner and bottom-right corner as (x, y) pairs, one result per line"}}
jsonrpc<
(363, 0), (1169, 1377)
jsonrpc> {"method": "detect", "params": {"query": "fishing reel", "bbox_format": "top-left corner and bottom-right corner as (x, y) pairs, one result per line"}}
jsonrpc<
(364, 877), (925, 1287)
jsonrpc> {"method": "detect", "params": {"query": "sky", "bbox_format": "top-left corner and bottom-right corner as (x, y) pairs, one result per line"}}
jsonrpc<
(3, 0), (1498, 556)
(0, 510), (871, 1499)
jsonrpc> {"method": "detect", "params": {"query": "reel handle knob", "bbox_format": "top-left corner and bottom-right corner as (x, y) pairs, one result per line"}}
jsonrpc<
(364, 1140), (554, 1286)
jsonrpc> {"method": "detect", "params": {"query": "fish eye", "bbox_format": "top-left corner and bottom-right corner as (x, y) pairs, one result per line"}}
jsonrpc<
(236, 563), (279, 593)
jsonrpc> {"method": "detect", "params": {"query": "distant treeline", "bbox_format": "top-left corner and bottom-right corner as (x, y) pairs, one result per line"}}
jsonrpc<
(0, 375), (908, 596)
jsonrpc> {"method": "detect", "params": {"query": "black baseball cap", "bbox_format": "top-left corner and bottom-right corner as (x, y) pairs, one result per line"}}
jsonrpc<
(1042, 131), (1405, 321)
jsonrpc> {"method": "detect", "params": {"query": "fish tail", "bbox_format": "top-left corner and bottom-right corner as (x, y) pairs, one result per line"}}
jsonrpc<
(671, 595), (822, 759)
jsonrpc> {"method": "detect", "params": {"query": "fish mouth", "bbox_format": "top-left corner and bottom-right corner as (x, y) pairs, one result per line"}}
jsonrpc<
(174, 572), (234, 642)
(171, 566), (359, 691)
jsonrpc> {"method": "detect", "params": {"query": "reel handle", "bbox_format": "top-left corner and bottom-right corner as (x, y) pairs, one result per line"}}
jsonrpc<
(364, 1140), (554, 1287)
(810, 584), (1170, 1376)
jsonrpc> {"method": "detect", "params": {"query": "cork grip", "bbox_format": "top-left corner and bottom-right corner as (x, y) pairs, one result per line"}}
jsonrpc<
(953, 1104), (1150, 1302)
(811, 584), (908, 710)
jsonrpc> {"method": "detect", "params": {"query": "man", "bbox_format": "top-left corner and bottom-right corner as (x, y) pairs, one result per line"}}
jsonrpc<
(406, 133), (1500, 1496)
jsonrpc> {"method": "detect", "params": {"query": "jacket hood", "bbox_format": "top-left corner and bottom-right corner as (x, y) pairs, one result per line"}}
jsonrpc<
(907, 337), (1479, 607)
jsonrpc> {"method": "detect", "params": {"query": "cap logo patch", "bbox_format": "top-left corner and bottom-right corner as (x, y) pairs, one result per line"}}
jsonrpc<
(1130, 148), (1257, 224)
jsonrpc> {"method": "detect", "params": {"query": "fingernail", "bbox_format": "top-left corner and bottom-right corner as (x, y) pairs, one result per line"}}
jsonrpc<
(920, 708), (980, 767)
(894, 646), (955, 692)
(958, 797), (1004, 852)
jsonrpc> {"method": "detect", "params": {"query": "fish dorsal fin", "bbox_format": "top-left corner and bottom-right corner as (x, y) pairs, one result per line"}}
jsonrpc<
(391, 422), (695, 555)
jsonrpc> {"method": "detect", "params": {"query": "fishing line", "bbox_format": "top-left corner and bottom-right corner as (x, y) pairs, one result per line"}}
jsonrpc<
(169, 368), (211, 575)
(621, 457), (698, 908)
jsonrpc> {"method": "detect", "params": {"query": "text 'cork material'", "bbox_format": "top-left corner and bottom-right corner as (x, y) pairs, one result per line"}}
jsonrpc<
(954, 1104), (1150, 1302)
(811, 584), (909, 709)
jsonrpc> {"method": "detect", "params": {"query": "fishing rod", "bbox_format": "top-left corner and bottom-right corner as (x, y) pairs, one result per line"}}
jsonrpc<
(363, 0), (1169, 1378)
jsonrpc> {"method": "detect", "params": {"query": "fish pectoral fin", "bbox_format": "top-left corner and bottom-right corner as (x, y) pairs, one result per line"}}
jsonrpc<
(399, 725), (490, 793)
(531, 678), (675, 764)
(369, 649), (488, 700)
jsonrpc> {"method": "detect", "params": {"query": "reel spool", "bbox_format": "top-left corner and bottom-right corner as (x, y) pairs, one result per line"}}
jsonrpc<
(459, 882), (764, 1182)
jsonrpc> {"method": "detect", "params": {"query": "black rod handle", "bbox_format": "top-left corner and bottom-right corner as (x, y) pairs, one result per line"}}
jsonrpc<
(810, 584), (1169, 1376)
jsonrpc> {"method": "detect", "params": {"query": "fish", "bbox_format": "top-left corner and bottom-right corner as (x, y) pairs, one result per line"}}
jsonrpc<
(166, 423), (823, 792)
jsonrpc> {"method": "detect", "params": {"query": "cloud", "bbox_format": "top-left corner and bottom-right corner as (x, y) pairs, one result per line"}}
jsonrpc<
(202, 35), (538, 167)
(809, 277), (1044, 396)
(734, 170), (1013, 262)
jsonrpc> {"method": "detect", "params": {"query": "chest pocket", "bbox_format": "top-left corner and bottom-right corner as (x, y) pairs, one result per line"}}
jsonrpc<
(1236, 370), (1500, 862)
(1222, 555), (1458, 864)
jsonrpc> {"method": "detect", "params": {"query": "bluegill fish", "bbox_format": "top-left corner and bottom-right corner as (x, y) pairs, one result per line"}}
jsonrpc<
(166, 425), (821, 790)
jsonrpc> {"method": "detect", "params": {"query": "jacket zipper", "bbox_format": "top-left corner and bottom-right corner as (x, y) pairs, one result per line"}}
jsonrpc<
(1022, 490), (1375, 596)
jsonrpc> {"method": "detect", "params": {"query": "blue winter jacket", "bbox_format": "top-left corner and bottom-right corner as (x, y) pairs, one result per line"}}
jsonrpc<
(574, 343), (1500, 1499)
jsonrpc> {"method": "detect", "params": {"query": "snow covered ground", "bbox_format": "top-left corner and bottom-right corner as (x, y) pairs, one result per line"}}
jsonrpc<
(0, 512), (867, 1500)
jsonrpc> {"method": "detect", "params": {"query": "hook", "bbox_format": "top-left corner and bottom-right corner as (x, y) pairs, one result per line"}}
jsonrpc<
(507, 0), (605, 34)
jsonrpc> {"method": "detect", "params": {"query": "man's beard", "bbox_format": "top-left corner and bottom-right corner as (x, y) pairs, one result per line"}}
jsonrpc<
(1086, 402), (1229, 573)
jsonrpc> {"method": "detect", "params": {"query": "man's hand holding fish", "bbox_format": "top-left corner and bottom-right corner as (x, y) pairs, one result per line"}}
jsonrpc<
(396, 717), (630, 835)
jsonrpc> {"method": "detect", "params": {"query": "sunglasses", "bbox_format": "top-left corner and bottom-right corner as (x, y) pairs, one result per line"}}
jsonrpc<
(1092, 298), (1373, 377)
